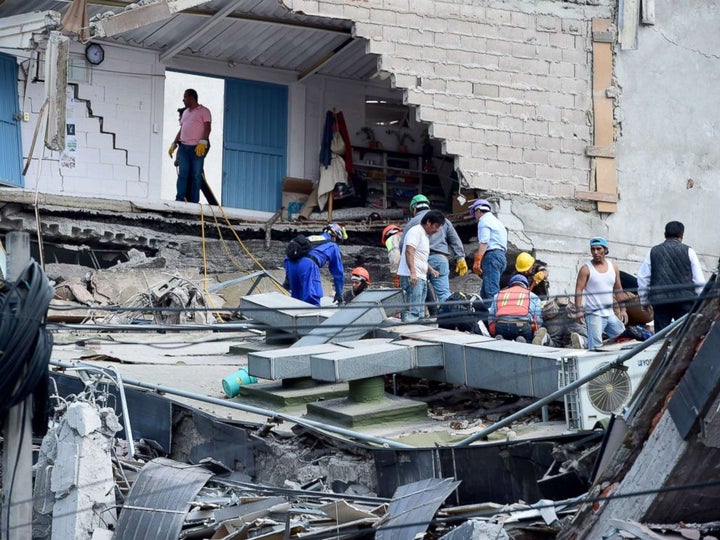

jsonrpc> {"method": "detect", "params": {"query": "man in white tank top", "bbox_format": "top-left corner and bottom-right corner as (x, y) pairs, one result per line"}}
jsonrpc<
(574, 237), (628, 349)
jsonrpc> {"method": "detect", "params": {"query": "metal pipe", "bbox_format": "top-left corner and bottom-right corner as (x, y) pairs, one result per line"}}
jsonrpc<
(50, 359), (415, 450)
(66, 364), (136, 457)
(452, 314), (688, 447)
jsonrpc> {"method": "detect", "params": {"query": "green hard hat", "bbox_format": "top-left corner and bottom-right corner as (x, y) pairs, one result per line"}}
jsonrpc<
(409, 194), (430, 213)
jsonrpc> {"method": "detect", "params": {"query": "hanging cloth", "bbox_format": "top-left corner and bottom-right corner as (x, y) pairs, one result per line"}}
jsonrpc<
(318, 130), (347, 211)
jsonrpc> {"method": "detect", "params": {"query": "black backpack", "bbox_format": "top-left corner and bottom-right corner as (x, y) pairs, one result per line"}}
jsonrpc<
(285, 234), (327, 262)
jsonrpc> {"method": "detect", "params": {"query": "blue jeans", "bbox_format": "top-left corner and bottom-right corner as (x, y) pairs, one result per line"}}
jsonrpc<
(585, 312), (625, 349)
(480, 249), (507, 306)
(400, 275), (427, 322)
(176, 143), (205, 203)
(428, 253), (451, 303)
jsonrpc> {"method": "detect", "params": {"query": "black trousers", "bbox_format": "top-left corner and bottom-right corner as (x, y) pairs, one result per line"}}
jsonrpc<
(652, 301), (694, 332)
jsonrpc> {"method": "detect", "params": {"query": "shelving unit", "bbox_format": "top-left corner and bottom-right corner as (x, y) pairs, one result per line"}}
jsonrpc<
(353, 146), (447, 214)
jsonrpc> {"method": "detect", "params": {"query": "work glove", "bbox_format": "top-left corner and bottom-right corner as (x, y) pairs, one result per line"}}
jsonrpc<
(333, 293), (343, 305)
(455, 258), (468, 277)
(168, 142), (177, 158)
(472, 253), (483, 275)
(195, 139), (209, 157)
(393, 274), (400, 288)
(533, 270), (546, 285)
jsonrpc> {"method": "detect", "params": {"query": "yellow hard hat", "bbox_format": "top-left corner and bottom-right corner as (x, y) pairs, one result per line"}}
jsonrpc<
(515, 252), (535, 273)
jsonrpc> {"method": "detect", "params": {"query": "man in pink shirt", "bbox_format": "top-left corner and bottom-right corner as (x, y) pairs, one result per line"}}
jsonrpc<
(168, 89), (212, 203)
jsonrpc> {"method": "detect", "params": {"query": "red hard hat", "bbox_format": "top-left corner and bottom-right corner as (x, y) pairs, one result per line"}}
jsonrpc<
(381, 225), (402, 245)
(351, 267), (370, 283)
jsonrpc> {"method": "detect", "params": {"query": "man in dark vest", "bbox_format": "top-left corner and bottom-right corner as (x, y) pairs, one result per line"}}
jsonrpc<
(637, 221), (705, 331)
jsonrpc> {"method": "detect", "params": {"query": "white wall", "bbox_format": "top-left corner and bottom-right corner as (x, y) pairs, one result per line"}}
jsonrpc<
(19, 42), (164, 200)
(161, 71), (224, 201)
(610, 0), (720, 275)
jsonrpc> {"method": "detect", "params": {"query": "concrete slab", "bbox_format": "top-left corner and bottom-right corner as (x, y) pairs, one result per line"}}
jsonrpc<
(393, 339), (444, 368)
(240, 292), (331, 337)
(311, 344), (413, 382)
(248, 344), (347, 380)
(293, 302), (387, 346)
(236, 381), (349, 409)
(306, 394), (428, 428)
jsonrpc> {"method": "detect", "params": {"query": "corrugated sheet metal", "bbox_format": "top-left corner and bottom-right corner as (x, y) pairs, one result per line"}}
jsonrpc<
(0, 0), (377, 80)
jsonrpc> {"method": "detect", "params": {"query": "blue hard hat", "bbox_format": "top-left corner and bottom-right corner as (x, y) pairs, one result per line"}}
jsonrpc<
(508, 274), (529, 288)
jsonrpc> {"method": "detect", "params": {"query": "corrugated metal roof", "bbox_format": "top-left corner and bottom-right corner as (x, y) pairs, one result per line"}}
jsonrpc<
(0, 0), (379, 80)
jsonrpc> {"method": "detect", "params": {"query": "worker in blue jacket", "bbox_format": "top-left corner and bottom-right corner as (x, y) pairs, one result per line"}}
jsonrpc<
(283, 223), (347, 306)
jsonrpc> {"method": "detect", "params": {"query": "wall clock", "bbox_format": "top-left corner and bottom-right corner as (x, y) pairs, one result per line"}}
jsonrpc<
(85, 43), (105, 66)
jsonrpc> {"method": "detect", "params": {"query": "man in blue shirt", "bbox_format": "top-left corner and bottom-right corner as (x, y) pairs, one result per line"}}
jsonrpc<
(470, 199), (508, 305)
(283, 223), (346, 306)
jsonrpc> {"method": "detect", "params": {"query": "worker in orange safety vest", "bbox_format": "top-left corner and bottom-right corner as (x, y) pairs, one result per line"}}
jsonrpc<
(488, 274), (543, 342)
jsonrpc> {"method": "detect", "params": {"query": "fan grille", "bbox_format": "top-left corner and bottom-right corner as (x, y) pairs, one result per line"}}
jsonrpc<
(587, 363), (632, 413)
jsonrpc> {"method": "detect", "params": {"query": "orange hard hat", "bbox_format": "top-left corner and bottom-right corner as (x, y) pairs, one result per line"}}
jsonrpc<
(351, 267), (370, 283)
(381, 225), (402, 245)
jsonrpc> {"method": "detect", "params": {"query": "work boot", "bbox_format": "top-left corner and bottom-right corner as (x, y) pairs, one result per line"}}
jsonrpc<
(495, 334), (504, 340)
(570, 332), (585, 349)
(515, 336), (526, 343)
(532, 327), (548, 346)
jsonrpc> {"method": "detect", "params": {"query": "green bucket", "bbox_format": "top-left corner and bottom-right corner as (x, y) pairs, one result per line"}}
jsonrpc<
(222, 368), (258, 397)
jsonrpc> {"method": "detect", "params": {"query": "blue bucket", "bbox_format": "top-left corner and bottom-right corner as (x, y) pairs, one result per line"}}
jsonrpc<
(222, 368), (258, 397)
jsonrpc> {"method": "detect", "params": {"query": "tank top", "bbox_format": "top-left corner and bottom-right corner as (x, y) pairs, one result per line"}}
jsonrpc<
(584, 259), (615, 316)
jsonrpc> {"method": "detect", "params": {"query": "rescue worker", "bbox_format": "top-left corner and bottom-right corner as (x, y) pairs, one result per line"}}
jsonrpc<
(488, 274), (543, 342)
(637, 221), (705, 331)
(469, 199), (507, 306)
(514, 252), (549, 298)
(283, 223), (346, 306)
(402, 194), (468, 304)
(397, 210), (446, 322)
(343, 267), (371, 303)
(381, 224), (403, 288)
(574, 237), (628, 349)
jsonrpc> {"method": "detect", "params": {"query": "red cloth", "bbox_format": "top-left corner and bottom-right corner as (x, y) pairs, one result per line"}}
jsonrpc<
(335, 111), (354, 175)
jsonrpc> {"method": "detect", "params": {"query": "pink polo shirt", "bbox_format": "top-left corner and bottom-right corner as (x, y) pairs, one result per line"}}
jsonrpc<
(179, 105), (211, 145)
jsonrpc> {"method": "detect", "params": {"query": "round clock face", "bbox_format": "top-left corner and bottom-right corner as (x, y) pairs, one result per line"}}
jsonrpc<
(85, 43), (105, 65)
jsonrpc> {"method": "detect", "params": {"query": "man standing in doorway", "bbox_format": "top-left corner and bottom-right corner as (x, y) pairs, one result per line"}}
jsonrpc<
(470, 199), (507, 305)
(637, 221), (705, 331)
(397, 210), (446, 323)
(574, 237), (628, 349)
(168, 89), (212, 203)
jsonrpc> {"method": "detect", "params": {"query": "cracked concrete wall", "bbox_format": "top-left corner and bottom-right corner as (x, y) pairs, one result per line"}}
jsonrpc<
(18, 42), (164, 200)
(283, 0), (719, 292)
(609, 0), (720, 278)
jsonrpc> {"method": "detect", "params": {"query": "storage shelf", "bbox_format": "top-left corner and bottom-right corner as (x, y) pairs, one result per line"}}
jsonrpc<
(354, 146), (444, 212)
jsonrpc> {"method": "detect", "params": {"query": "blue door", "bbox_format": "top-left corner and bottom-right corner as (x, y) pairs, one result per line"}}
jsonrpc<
(222, 79), (287, 211)
(0, 53), (23, 187)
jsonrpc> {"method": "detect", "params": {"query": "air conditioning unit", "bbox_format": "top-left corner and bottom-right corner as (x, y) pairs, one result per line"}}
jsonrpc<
(559, 352), (654, 431)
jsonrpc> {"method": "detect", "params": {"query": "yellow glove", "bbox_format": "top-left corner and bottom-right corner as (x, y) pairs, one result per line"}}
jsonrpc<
(195, 139), (208, 157)
(455, 258), (468, 277)
(168, 142), (177, 158)
(533, 270), (545, 284)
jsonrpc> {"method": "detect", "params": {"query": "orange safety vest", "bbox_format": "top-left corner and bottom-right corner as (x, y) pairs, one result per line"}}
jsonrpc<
(495, 285), (531, 319)
(490, 285), (536, 335)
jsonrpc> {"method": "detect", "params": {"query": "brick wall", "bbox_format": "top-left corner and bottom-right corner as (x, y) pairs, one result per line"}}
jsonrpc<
(19, 44), (163, 200)
(284, 0), (613, 201)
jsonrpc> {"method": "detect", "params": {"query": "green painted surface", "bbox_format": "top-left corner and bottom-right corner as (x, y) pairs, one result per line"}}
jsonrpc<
(348, 376), (386, 402)
(237, 381), (348, 408)
(306, 395), (427, 428)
